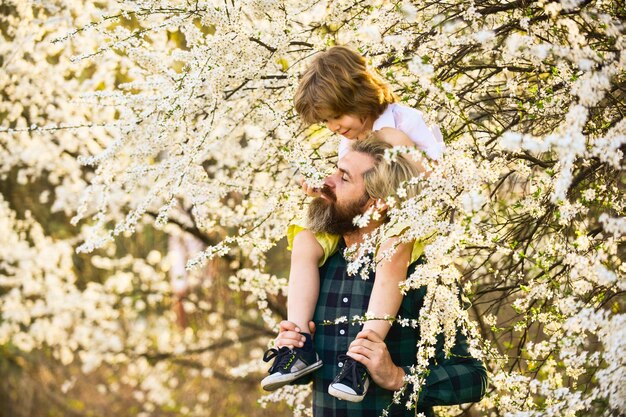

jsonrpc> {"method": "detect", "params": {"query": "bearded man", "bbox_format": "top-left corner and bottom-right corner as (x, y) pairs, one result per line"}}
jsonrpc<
(275, 138), (487, 417)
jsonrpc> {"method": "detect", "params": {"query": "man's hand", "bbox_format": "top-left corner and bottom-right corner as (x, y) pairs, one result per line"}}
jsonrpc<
(346, 329), (406, 391)
(274, 320), (316, 349)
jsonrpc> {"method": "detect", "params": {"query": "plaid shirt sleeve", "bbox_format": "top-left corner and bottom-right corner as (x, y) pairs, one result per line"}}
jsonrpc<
(402, 330), (488, 410)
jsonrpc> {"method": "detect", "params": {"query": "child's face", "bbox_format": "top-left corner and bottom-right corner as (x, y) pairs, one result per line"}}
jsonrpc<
(322, 114), (372, 140)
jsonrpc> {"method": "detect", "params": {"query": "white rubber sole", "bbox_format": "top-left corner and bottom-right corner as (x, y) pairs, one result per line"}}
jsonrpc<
(328, 379), (369, 402)
(261, 359), (323, 391)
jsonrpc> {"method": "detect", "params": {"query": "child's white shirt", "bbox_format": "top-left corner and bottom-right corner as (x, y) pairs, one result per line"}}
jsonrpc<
(338, 103), (444, 160)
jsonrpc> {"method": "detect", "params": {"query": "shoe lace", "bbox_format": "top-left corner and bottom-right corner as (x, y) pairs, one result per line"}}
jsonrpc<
(263, 347), (295, 373)
(335, 354), (368, 390)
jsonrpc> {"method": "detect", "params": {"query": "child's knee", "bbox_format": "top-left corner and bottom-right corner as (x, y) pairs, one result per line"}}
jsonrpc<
(293, 230), (324, 259)
(293, 229), (317, 246)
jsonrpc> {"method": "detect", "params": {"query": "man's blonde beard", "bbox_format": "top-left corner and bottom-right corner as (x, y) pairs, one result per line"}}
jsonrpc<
(307, 193), (369, 236)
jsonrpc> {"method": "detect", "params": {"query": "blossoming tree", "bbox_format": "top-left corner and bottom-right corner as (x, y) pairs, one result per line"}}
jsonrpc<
(1, 0), (624, 416)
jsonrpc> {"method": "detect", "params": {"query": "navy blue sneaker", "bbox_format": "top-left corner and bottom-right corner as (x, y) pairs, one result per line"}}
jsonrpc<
(328, 355), (370, 402)
(261, 346), (322, 391)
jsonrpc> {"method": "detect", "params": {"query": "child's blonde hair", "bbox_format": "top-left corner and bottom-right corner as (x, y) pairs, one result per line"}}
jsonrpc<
(294, 46), (396, 125)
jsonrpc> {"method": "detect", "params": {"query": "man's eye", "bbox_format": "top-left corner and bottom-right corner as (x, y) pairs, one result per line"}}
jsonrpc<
(341, 175), (348, 181)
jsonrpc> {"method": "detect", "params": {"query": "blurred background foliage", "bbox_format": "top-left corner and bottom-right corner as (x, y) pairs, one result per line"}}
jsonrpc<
(0, 173), (291, 416)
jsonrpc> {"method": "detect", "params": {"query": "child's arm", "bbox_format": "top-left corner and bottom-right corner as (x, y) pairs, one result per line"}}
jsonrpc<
(376, 127), (434, 175)
(287, 229), (324, 336)
(286, 173), (325, 335)
(361, 236), (413, 341)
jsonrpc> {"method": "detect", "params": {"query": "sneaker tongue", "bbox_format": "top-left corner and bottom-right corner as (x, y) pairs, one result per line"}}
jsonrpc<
(339, 356), (366, 385)
(276, 349), (296, 368)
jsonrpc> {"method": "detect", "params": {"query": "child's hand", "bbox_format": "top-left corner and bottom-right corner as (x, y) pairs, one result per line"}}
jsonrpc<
(299, 178), (322, 198)
(275, 320), (316, 349)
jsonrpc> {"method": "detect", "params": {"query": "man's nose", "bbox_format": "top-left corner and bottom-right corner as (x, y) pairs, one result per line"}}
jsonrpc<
(324, 175), (336, 189)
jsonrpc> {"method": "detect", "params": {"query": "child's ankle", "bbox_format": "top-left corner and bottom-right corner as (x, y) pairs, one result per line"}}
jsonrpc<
(299, 332), (313, 351)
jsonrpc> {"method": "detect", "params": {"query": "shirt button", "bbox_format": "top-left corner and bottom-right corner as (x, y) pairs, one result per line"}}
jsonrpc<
(342, 297), (349, 303)
(338, 362), (344, 368)
(339, 329), (346, 335)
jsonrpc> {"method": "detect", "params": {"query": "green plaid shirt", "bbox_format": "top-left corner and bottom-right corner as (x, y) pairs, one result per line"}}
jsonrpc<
(308, 241), (487, 417)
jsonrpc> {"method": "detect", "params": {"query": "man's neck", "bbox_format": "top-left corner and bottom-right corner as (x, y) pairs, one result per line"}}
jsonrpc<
(342, 230), (363, 247)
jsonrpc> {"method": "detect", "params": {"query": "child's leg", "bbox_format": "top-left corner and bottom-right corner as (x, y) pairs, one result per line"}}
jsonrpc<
(328, 239), (413, 402)
(287, 229), (324, 335)
(361, 239), (413, 339)
(261, 229), (325, 391)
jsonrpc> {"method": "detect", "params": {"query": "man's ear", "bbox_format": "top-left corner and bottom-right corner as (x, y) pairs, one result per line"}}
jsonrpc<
(362, 197), (377, 211)
(374, 198), (388, 212)
(365, 198), (388, 221)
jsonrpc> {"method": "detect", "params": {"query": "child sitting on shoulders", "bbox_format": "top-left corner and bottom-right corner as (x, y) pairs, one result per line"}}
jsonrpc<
(261, 45), (444, 403)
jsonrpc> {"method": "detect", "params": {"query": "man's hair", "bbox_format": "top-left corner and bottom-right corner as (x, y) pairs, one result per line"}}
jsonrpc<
(294, 46), (396, 125)
(351, 135), (421, 204)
